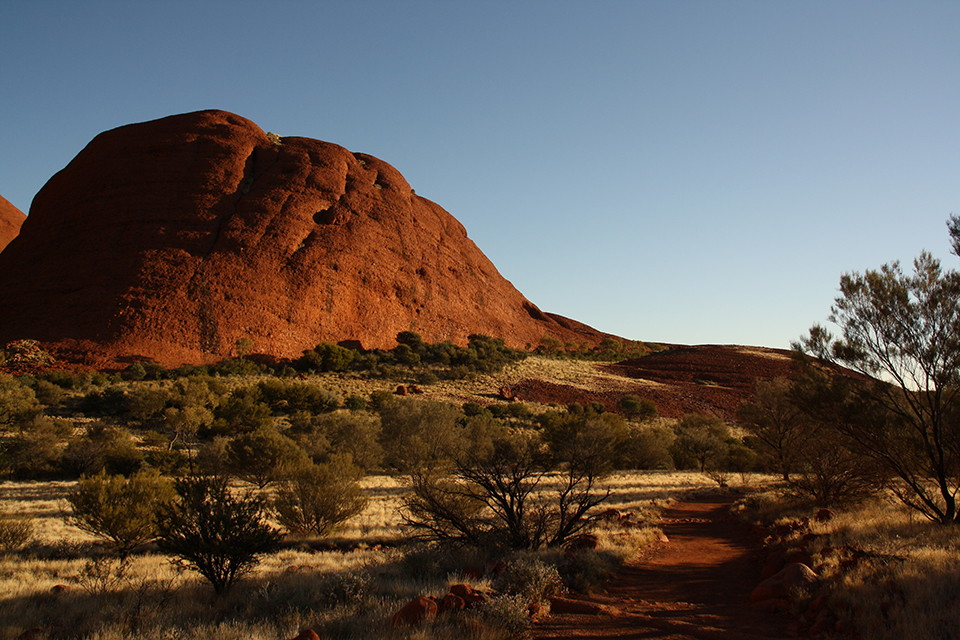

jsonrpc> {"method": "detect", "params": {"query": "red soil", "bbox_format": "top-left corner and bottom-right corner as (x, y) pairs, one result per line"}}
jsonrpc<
(512, 345), (799, 420)
(536, 494), (792, 640)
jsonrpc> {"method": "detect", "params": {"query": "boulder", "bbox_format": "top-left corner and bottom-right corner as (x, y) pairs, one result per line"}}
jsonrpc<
(391, 596), (439, 627)
(750, 562), (818, 603)
(448, 583), (487, 609)
(0, 110), (613, 367)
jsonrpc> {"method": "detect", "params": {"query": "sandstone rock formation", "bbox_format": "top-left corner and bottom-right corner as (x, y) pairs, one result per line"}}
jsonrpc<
(0, 110), (610, 366)
(0, 194), (25, 254)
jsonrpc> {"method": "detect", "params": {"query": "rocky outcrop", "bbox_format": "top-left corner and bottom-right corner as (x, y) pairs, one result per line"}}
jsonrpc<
(0, 194), (25, 254)
(0, 110), (610, 366)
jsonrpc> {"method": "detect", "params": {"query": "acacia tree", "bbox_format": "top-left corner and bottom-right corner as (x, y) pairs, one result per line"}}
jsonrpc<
(738, 378), (814, 481)
(794, 231), (960, 524)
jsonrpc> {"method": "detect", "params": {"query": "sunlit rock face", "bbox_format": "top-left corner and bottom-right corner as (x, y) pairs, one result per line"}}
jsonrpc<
(0, 110), (607, 366)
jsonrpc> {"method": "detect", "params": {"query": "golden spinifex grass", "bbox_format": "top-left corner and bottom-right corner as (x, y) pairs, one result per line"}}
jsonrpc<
(744, 491), (960, 640)
(0, 471), (693, 640)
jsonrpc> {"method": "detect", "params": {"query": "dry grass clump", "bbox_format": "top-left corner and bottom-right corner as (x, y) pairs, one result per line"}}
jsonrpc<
(737, 491), (960, 640)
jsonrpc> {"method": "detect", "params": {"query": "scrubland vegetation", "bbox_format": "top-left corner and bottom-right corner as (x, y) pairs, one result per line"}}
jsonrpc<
(4, 208), (960, 640)
(0, 333), (723, 640)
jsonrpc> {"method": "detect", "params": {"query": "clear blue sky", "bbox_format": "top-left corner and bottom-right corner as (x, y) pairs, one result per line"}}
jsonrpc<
(2, 1), (958, 349)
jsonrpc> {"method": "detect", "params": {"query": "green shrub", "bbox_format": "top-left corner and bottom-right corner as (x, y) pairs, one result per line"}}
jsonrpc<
(156, 476), (282, 595)
(61, 423), (143, 477)
(624, 423), (676, 470)
(226, 426), (310, 488)
(297, 342), (356, 372)
(618, 395), (657, 421)
(207, 387), (272, 436)
(0, 373), (40, 431)
(272, 455), (367, 537)
(77, 386), (129, 416)
(65, 468), (175, 553)
(376, 398), (463, 472)
(344, 395), (367, 411)
(3, 416), (66, 479)
(257, 379), (339, 414)
(288, 411), (383, 472)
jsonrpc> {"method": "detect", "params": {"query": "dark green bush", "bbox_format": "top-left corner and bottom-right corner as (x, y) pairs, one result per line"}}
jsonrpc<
(297, 342), (356, 372)
(156, 476), (282, 595)
(61, 423), (143, 477)
(207, 388), (272, 437)
(3, 416), (66, 479)
(257, 379), (340, 414)
(618, 395), (658, 421)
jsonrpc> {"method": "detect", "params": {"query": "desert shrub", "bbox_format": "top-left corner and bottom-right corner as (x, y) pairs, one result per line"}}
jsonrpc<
(226, 425), (310, 488)
(539, 406), (628, 473)
(65, 468), (175, 553)
(344, 394), (367, 411)
(42, 369), (92, 390)
(32, 379), (64, 408)
(161, 405), (215, 447)
(405, 418), (611, 550)
(195, 436), (231, 478)
(0, 511), (34, 552)
(257, 379), (340, 414)
(618, 395), (658, 421)
(145, 448), (189, 475)
(156, 476), (282, 595)
(376, 398), (464, 472)
(288, 410), (383, 471)
(0, 373), (40, 431)
(623, 422), (676, 469)
(669, 413), (731, 471)
(122, 362), (148, 381)
(297, 342), (356, 372)
(272, 454), (367, 537)
(126, 384), (171, 423)
(77, 385), (129, 416)
(492, 556), (565, 605)
(2, 416), (67, 479)
(788, 425), (884, 506)
(62, 423), (143, 477)
(207, 386), (272, 436)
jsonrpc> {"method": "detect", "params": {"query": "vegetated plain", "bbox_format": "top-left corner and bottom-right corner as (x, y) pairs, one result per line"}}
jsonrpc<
(0, 335), (957, 640)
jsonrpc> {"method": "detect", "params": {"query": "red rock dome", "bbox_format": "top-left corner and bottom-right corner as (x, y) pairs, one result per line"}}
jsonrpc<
(0, 110), (611, 366)
(0, 194), (25, 254)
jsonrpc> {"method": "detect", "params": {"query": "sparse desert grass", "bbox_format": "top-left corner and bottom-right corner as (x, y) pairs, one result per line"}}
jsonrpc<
(738, 491), (960, 640)
(0, 471), (715, 639)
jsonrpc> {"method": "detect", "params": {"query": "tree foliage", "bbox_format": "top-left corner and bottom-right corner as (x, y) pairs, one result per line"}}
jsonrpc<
(794, 236), (960, 523)
(156, 476), (281, 595)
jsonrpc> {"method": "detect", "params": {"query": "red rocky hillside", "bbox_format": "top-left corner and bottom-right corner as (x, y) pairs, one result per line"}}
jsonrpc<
(0, 194), (25, 254)
(0, 110), (613, 367)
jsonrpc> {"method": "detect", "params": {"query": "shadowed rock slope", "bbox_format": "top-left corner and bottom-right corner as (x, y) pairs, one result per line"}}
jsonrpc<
(0, 110), (611, 366)
(0, 195), (25, 254)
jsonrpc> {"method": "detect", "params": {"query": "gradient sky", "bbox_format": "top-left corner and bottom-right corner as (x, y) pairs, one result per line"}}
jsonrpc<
(2, 1), (958, 350)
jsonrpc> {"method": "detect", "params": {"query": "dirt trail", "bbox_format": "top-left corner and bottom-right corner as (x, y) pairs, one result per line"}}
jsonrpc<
(536, 495), (791, 640)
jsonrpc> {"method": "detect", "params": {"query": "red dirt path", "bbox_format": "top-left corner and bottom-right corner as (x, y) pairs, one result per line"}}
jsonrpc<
(536, 495), (791, 640)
